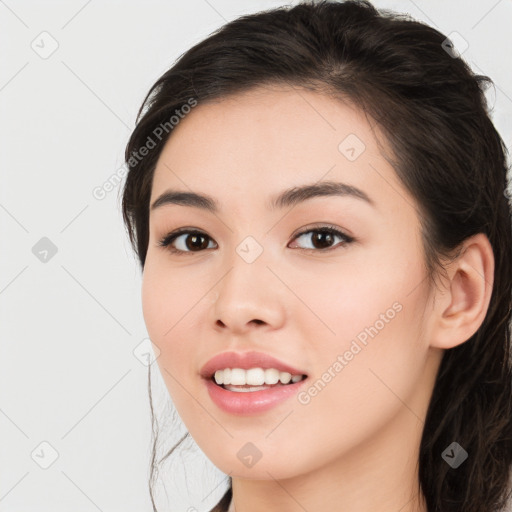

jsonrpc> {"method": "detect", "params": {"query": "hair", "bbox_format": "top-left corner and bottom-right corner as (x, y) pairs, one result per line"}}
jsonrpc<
(121, 1), (512, 511)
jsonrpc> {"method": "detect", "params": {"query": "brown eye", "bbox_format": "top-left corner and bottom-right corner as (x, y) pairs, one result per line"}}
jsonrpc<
(158, 230), (216, 254)
(290, 226), (354, 251)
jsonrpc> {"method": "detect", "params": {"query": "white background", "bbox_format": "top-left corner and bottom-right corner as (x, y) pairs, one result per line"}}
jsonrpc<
(1, 1), (511, 511)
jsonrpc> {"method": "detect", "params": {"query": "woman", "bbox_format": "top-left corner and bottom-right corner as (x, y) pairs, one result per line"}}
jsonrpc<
(121, 1), (512, 511)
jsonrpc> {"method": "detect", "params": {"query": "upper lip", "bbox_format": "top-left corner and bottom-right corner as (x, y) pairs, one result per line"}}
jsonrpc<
(200, 351), (308, 379)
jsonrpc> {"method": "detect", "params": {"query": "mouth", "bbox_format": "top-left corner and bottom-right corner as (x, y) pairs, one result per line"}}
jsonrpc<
(200, 351), (309, 413)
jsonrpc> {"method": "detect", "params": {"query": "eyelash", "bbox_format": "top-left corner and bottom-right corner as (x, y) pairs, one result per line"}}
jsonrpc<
(157, 224), (355, 255)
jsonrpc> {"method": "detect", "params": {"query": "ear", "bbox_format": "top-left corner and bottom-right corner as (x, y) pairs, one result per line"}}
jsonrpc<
(428, 233), (495, 350)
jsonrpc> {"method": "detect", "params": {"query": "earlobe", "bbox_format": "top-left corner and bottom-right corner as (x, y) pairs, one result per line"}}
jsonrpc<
(429, 233), (495, 350)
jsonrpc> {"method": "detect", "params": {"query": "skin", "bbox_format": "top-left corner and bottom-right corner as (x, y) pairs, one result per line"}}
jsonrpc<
(142, 84), (494, 512)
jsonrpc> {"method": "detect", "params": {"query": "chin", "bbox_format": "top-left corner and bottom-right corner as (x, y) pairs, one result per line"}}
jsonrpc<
(209, 452), (305, 480)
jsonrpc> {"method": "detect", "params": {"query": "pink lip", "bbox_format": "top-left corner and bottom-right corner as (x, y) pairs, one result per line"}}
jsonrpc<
(200, 351), (308, 415)
(204, 377), (307, 415)
(199, 350), (307, 379)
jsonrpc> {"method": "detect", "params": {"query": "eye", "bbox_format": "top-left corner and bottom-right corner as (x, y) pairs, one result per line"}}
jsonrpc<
(157, 224), (354, 255)
(157, 229), (217, 255)
(289, 225), (354, 252)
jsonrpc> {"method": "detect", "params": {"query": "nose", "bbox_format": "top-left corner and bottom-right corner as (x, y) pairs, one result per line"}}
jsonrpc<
(210, 257), (286, 335)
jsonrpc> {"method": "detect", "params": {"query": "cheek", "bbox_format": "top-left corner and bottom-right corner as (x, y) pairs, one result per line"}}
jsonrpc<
(141, 261), (191, 374)
(141, 264), (169, 341)
(141, 256), (213, 411)
(141, 251), (201, 336)
(305, 241), (430, 405)
(306, 238), (425, 350)
(286, 300), (431, 476)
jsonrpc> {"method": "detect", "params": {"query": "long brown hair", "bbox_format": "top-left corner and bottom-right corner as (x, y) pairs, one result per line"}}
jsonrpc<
(121, 1), (512, 510)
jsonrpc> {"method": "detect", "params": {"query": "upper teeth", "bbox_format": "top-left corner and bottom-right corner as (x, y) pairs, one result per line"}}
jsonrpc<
(214, 368), (303, 386)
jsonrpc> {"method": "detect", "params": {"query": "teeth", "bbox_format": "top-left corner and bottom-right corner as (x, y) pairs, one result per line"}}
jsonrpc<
(213, 368), (304, 386)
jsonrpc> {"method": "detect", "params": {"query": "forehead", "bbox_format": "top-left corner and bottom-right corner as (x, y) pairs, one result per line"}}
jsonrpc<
(150, 85), (407, 214)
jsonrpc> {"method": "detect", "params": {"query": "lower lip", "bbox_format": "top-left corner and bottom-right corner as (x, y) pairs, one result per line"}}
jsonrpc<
(204, 377), (308, 415)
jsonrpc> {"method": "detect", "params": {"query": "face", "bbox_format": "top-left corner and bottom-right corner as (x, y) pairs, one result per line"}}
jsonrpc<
(142, 85), (441, 480)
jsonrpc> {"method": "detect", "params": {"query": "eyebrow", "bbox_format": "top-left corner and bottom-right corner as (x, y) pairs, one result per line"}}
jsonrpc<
(150, 180), (375, 213)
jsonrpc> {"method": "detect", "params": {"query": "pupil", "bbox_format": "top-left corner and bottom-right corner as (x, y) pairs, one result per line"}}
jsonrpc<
(313, 231), (333, 249)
